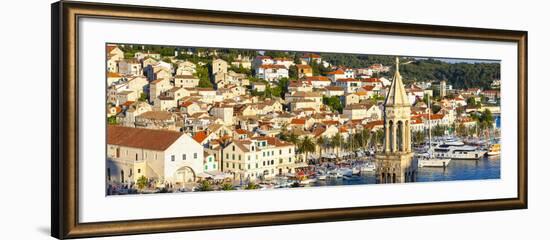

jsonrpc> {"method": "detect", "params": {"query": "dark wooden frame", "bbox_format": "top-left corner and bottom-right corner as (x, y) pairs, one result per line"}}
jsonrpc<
(51, 1), (528, 239)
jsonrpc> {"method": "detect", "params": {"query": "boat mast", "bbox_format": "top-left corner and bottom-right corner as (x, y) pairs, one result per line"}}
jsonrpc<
(428, 94), (433, 158)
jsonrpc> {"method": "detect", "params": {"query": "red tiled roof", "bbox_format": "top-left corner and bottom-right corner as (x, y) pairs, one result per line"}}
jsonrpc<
(192, 131), (208, 143)
(107, 125), (182, 151)
(235, 129), (248, 134)
(327, 69), (345, 75)
(259, 64), (286, 69)
(336, 78), (360, 83)
(363, 78), (381, 83)
(290, 118), (306, 125)
(305, 76), (330, 82)
(362, 85), (375, 91)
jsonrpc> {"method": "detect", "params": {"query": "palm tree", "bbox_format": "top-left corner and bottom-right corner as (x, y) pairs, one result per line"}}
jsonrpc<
(288, 133), (299, 146)
(316, 137), (324, 160)
(298, 136), (316, 163)
(360, 129), (371, 150)
(331, 133), (343, 160)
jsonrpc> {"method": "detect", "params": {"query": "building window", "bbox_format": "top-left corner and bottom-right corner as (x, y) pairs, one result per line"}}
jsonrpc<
(182, 154), (186, 160)
(232, 154), (235, 160)
(107, 168), (111, 181)
(138, 169), (141, 174)
(135, 153), (138, 161)
(271, 160), (274, 165)
(209, 157), (212, 162)
(279, 159), (283, 164)
(232, 163), (235, 168)
(248, 164), (251, 169)
(279, 150), (282, 155)
(238, 156), (241, 161)
(226, 162), (229, 168)
(213, 164), (216, 169)
(248, 156), (251, 161)
(255, 163), (259, 168)
(226, 153), (229, 159)
(205, 166), (208, 170)
(232, 146), (235, 151)
(194, 153), (198, 159)
(289, 157), (292, 162)
(171, 155), (175, 161)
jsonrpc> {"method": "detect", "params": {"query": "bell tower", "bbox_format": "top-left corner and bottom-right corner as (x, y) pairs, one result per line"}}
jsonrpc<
(375, 57), (417, 183)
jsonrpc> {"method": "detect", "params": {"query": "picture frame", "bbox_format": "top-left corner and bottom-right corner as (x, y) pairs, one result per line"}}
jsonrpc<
(51, 1), (527, 239)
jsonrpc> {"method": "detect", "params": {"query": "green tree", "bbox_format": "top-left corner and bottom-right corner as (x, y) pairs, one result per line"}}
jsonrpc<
(298, 136), (316, 163)
(107, 116), (117, 125)
(196, 64), (213, 88)
(331, 133), (343, 159)
(138, 92), (147, 102)
(220, 183), (235, 191)
(288, 65), (298, 79)
(245, 182), (260, 190)
(196, 180), (214, 192)
(323, 96), (343, 113)
(136, 175), (148, 191)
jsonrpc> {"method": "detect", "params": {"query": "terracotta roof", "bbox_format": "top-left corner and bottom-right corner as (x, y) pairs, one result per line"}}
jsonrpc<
(290, 118), (306, 125)
(312, 126), (326, 137)
(107, 72), (122, 78)
(336, 78), (360, 83)
(363, 78), (381, 83)
(174, 75), (197, 79)
(235, 129), (249, 135)
(327, 69), (345, 75)
(322, 120), (339, 125)
(324, 86), (344, 91)
(365, 120), (384, 130)
(295, 64), (312, 69)
(107, 125), (182, 151)
(106, 45), (118, 54)
(259, 64), (286, 69)
(180, 101), (196, 107)
(302, 53), (321, 59)
(305, 76), (330, 82)
(193, 131), (208, 143)
(362, 86), (375, 91)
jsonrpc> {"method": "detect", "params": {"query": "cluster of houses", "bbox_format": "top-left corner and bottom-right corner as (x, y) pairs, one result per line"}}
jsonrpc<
(105, 44), (500, 190)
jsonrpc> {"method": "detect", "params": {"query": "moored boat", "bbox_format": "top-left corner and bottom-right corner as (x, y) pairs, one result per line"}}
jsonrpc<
(487, 143), (501, 156)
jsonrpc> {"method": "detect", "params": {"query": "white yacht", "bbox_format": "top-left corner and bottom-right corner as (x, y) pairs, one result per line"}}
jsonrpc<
(417, 152), (452, 167)
(433, 144), (486, 160)
(360, 162), (376, 172)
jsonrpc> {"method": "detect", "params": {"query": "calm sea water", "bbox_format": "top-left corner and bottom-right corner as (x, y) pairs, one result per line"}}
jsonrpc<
(309, 156), (500, 187)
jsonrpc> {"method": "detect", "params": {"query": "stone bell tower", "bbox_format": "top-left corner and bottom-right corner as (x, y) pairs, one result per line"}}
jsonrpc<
(375, 57), (417, 183)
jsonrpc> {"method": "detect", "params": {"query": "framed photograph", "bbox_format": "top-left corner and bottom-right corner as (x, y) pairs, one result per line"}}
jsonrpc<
(51, 1), (527, 239)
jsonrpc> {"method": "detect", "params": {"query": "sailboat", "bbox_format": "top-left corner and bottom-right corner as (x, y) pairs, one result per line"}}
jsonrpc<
(418, 95), (452, 168)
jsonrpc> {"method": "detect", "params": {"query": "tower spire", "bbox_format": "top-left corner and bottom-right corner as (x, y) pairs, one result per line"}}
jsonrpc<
(395, 57), (399, 73)
(384, 56), (410, 107)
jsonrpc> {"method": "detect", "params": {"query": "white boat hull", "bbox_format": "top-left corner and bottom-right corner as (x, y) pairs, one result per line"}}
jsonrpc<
(418, 158), (452, 168)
